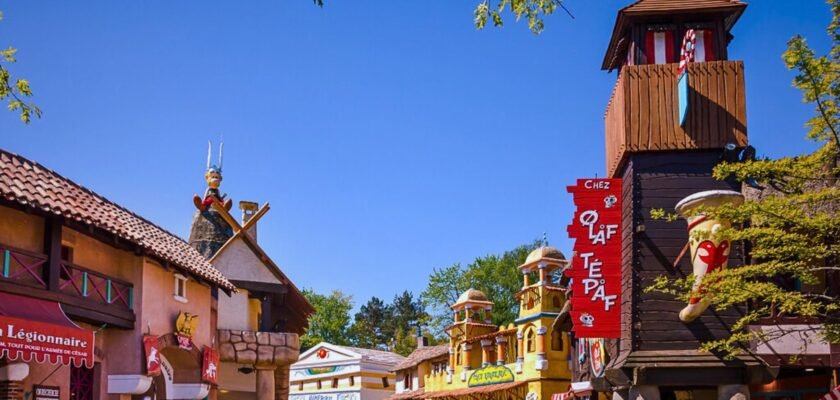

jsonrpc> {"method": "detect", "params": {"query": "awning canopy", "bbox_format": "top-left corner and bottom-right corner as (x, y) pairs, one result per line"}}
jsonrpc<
(0, 292), (94, 367)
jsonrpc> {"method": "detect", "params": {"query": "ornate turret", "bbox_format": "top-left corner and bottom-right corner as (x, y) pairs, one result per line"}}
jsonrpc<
(188, 142), (234, 259)
(514, 246), (570, 372)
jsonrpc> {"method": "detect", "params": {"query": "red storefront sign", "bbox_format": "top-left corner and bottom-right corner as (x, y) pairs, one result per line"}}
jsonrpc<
(201, 346), (219, 385)
(143, 335), (161, 376)
(0, 315), (94, 367)
(566, 178), (622, 338)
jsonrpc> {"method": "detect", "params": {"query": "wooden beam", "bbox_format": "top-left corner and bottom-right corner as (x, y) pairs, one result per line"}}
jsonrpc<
(231, 280), (288, 295)
(0, 281), (135, 327)
(43, 217), (62, 291)
(211, 201), (242, 233)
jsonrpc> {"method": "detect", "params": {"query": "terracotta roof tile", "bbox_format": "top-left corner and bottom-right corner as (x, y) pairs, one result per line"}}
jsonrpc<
(0, 148), (235, 291)
(392, 344), (449, 372)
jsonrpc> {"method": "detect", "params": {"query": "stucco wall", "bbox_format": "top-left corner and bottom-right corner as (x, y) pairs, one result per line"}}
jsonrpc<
(141, 259), (214, 348)
(0, 206), (44, 253)
(212, 240), (279, 284)
(218, 290), (260, 331)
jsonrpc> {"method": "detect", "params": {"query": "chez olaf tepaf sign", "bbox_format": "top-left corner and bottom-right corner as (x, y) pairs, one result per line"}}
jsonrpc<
(566, 179), (623, 339)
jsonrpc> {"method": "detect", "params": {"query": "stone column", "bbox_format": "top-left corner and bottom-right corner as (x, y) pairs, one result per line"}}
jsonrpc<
(523, 270), (530, 287)
(465, 306), (472, 322)
(515, 331), (524, 373)
(484, 308), (492, 323)
(538, 263), (547, 285)
(495, 336), (507, 365)
(629, 386), (660, 400)
(274, 365), (291, 400)
(535, 326), (548, 370)
(480, 340), (492, 366)
(461, 343), (472, 381)
(256, 367), (277, 400)
(718, 385), (749, 400)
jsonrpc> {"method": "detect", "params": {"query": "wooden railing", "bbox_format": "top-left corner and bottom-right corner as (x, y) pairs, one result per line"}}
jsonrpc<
(59, 261), (133, 310)
(0, 244), (134, 319)
(604, 60), (748, 177)
(0, 245), (48, 289)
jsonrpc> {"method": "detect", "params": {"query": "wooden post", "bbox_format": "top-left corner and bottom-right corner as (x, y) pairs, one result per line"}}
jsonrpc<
(260, 294), (273, 332)
(43, 217), (62, 291)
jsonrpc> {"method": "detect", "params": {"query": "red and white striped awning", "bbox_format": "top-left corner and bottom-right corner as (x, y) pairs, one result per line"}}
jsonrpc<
(821, 386), (840, 400)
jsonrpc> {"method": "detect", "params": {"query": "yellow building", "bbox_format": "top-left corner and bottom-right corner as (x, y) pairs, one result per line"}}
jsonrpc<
(391, 246), (573, 400)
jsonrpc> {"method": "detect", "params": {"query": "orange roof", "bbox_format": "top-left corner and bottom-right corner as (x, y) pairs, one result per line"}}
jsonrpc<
(0, 149), (235, 291)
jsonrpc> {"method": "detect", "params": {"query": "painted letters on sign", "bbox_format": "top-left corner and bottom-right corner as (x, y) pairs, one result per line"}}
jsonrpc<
(0, 315), (94, 367)
(566, 179), (622, 338)
(467, 364), (515, 387)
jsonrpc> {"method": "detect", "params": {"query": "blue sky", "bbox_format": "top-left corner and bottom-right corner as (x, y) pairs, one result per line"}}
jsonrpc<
(1, 1), (831, 309)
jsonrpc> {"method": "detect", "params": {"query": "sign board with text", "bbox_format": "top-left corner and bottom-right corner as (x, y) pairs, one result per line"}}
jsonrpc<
(566, 178), (622, 338)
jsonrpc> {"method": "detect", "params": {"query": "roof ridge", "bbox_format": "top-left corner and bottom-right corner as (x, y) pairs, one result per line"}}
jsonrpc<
(0, 148), (191, 244)
(0, 147), (234, 290)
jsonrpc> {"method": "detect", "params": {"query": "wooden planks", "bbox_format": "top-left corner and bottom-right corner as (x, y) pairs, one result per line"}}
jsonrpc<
(604, 61), (748, 177)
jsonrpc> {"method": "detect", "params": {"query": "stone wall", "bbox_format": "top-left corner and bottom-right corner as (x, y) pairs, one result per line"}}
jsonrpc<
(218, 330), (300, 367)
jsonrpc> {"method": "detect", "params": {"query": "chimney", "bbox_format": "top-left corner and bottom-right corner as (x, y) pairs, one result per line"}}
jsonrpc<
(416, 326), (428, 349)
(239, 201), (259, 241)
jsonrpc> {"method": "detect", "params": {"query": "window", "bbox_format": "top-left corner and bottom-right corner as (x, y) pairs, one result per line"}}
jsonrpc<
(404, 373), (412, 390)
(332, 378), (338, 388)
(551, 327), (563, 351)
(526, 328), (535, 353)
(456, 348), (462, 365)
(174, 274), (188, 303)
(350, 376), (355, 386)
(382, 377), (389, 388)
(552, 295), (562, 308)
(70, 363), (97, 400)
(61, 245), (74, 262)
(317, 380), (322, 390)
(299, 382), (304, 391)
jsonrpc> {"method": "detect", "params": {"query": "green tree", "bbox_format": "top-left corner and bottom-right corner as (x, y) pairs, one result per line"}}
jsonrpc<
(647, 0), (840, 357)
(384, 291), (430, 356)
(311, 1), (568, 35)
(421, 241), (542, 337)
(349, 296), (391, 349)
(0, 10), (40, 124)
(300, 289), (354, 350)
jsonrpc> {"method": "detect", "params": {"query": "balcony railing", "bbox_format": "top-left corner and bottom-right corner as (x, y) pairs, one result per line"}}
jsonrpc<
(0, 243), (135, 327)
(604, 60), (748, 177)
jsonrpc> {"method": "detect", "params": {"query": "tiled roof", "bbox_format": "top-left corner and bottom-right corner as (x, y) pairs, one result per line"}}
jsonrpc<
(623, 0), (745, 14)
(0, 149), (235, 291)
(339, 346), (406, 366)
(392, 344), (449, 372)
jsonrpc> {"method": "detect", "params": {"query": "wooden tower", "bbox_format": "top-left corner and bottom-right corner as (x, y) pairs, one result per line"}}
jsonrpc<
(591, 0), (772, 398)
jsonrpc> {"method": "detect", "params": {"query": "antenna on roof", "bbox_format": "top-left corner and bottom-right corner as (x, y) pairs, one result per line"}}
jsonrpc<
(543, 232), (549, 246)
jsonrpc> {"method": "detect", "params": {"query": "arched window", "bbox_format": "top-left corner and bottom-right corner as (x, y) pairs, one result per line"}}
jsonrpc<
(526, 328), (535, 353)
(551, 326), (563, 351)
(456, 347), (462, 365)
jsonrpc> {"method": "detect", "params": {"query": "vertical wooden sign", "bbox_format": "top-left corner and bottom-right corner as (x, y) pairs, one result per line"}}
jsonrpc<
(566, 179), (622, 338)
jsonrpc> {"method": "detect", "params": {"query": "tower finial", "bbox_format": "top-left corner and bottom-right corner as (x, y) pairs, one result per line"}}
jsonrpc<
(543, 232), (548, 246)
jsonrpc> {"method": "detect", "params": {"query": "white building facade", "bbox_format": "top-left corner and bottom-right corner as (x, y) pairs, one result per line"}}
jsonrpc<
(290, 343), (406, 400)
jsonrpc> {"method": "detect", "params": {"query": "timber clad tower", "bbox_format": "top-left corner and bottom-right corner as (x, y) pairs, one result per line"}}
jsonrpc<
(594, 0), (768, 397)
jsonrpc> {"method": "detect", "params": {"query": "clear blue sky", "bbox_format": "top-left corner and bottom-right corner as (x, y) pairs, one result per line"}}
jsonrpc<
(1, 1), (831, 309)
